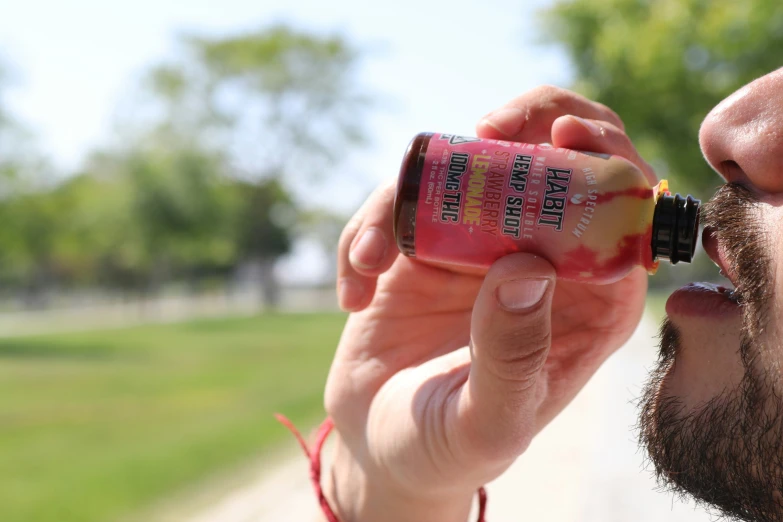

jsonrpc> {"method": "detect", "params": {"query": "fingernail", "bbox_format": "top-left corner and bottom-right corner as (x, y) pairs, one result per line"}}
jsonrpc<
(482, 107), (525, 137)
(338, 277), (365, 311)
(349, 228), (387, 269)
(497, 279), (549, 311)
(571, 115), (604, 137)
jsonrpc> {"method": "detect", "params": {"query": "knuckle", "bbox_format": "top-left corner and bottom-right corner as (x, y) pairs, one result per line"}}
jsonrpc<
(486, 328), (550, 390)
(523, 85), (589, 126)
(528, 85), (570, 112)
(531, 84), (569, 102)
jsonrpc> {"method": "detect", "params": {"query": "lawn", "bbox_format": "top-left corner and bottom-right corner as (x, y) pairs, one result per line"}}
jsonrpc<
(0, 312), (346, 522)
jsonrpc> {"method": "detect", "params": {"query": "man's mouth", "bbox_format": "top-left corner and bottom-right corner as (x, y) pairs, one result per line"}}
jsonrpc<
(665, 227), (742, 316)
(701, 227), (740, 304)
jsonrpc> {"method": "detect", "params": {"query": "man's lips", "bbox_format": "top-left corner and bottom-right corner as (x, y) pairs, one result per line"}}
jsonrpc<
(702, 226), (739, 288)
(666, 282), (740, 317)
(665, 227), (741, 317)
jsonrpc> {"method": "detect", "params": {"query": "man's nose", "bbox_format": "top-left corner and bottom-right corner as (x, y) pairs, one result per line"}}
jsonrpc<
(699, 68), (783, 193)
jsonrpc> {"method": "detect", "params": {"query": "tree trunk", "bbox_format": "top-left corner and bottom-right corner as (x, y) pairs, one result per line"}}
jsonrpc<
(21, 264), (52, 310)
(258, 258), (280, 310)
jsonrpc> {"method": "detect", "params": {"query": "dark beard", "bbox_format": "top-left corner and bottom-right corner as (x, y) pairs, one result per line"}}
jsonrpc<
(639, 184), (781, 521)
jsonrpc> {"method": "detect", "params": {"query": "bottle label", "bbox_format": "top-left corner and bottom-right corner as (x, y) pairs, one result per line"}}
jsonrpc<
(414, 134), (656, 283)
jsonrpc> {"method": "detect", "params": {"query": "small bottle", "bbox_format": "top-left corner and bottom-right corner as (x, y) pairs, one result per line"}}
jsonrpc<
(394, 132), (700, 284)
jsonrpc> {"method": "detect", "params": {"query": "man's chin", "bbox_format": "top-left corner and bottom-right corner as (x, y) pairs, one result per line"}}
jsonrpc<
(639, 312), (783, 521)
(658, 284), (745, 411)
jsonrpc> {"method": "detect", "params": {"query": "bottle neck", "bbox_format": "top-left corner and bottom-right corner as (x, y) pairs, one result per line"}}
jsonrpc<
(651, 193), (700, 264)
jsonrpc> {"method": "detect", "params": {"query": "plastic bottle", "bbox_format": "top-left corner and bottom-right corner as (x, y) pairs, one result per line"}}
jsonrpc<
(393, 132), (700, 284)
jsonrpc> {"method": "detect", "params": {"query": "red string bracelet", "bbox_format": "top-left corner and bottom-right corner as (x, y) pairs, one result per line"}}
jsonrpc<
(275, 414), (488, 522)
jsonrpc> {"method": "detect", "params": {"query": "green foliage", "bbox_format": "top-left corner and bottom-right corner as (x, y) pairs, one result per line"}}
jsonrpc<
(193, 24), (356, 95)
(0, 313), (346, 522)
(125, 149), (236, 276)
(542, 0), (783, 195)
(122, 24), (365, 285)
(0, 61), (60, 292)
(234, 178), (294, 261)
(0, 24), (367, 295)
(187, 24), (369, 174)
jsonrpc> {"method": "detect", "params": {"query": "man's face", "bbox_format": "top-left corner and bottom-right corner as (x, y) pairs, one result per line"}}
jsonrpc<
(640, 67), (783, 521)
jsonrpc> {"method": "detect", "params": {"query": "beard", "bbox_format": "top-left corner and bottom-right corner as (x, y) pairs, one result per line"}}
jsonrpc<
(639, 184), (783, 521)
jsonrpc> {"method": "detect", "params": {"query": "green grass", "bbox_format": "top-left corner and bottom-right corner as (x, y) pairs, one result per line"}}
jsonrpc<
(0, 312), (347, 522)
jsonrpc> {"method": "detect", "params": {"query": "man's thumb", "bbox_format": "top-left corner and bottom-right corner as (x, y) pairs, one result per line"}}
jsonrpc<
(458, 253), (555, 462)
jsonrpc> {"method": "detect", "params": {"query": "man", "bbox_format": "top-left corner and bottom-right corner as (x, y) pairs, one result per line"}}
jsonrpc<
(321, 68), (783, 521)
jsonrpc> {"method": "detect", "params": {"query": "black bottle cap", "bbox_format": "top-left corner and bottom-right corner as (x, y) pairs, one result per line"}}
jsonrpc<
(651, 193), (701, 264)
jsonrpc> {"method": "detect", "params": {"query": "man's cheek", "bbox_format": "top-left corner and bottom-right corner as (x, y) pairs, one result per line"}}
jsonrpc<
(757, 226), (783, 369)
(662, 314), (744, 412)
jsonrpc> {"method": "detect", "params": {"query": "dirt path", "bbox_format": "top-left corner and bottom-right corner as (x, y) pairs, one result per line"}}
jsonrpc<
(134, 447), (321, 522)
(182, 456), (318, 522)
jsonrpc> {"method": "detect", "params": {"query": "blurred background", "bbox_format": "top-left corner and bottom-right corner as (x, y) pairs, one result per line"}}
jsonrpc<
(1, 0), (782, 521)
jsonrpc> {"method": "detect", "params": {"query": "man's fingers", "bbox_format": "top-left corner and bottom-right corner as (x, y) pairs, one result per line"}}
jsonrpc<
(551, 115), (658, 184)
(456, 253), (556, 463)
(336, 181), (399, 311)
(475, 85), (625, 144)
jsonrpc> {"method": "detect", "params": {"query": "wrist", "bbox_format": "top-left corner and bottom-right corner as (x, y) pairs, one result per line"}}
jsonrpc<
(325, 435), (475, 522)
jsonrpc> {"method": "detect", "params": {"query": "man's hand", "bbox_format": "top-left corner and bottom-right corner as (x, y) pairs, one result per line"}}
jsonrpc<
(323, 86), (656, 522)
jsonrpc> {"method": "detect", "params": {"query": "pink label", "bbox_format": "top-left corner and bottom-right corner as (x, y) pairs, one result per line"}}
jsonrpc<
(414, 133), (655, 282)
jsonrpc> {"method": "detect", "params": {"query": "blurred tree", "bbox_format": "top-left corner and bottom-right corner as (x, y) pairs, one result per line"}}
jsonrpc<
(542, 0), (783, 195)
(127, 24), (368, 304)
(0, 27), (367, 305)
(0, 59), (59, 305)
(67, 146), (239, 295)
(45, 171), (142, 289)
(233, 179), (295, 306)
(3, 189), (62, 306)
(126, 148), (237, 290)
(188, 24), (369, 180)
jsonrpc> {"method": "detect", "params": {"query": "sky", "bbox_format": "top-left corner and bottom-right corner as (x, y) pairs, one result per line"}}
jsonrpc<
(0, 0), (573, 283)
